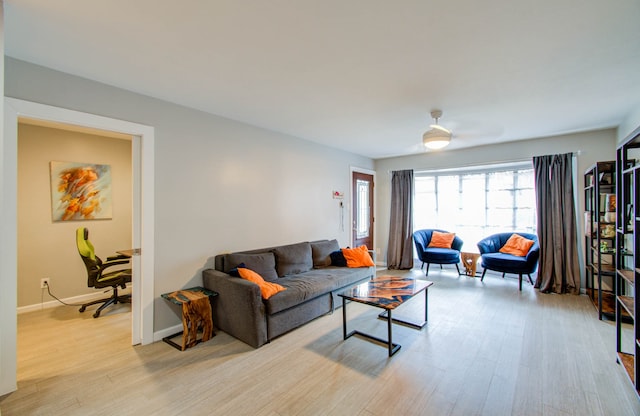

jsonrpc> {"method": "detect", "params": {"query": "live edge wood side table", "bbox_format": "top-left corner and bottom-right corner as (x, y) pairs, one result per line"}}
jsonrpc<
(161, 287), (218, 351)
(460, 251), (481, 277)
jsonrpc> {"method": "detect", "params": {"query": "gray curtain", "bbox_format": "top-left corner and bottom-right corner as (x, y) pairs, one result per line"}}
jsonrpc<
(533, 153), (580, 294)
(387, 169), (414, 269)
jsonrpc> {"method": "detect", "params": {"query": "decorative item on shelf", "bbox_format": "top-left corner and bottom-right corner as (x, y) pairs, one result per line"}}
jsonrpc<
(603, 193), (617, 223)
(601, 224), (616, 239)
(599, 172), (612, 185)
(606, 193), (616, 211)
(584, 212), (592, 236)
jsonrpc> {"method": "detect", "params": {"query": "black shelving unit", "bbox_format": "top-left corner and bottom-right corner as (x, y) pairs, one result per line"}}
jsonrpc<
(616, 127), (640, 395)
(584, 161), (616, 320)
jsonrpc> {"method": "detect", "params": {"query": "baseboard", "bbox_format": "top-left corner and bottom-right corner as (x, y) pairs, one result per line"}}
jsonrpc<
(17, 291), (109, 314)
(18, 283), (133, 314)
(154, 324), (183, 342)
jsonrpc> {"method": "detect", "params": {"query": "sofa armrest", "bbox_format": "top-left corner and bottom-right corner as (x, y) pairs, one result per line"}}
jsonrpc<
(368, 249), (377, 265)
(202, 269), (268, 348)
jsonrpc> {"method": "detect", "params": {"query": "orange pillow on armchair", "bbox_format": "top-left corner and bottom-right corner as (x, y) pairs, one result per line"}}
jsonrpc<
(499, 234), (535, 257)
(428, 231), (456, 249)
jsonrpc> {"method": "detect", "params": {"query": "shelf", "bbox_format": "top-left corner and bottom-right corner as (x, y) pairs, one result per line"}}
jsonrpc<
(618, 269), (636, 285)
(618, 295), (635, 317)
(585, 161), (620, 324)
(618, 352), (636, 384)
(588, 290), (617, 318)
(599, 264), (616, 274)
(615, 136), (640, 397)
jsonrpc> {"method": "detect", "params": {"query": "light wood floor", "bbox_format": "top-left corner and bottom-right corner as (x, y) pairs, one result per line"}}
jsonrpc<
(2, 268), (640, 416)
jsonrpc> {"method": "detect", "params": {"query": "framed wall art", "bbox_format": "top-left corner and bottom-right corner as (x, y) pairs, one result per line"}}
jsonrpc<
(50, 161), (113, 221)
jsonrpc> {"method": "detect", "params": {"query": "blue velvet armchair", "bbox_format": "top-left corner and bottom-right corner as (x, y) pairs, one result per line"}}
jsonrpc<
(413, 229), (463, 276)
(476, 232), (539, 291)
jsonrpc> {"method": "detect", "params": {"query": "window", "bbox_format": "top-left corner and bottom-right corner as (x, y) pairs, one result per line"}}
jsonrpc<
(355, 179), (370, 239)
(414, 162), (536, 250)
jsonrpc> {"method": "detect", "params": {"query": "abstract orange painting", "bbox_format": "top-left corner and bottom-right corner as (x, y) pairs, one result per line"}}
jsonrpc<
(50, 161), (112, 221)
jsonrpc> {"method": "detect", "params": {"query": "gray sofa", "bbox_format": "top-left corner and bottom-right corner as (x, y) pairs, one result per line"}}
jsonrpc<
(202, 240), (374, 348)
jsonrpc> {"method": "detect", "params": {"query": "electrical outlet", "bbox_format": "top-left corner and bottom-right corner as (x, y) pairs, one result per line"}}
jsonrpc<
(40, 278), (50, 289)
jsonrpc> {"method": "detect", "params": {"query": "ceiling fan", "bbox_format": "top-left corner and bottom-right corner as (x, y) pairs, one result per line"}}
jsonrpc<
(422, 109), (452, 150)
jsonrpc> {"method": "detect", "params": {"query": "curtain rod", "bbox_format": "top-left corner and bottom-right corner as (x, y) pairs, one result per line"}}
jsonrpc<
(392, 150), (584, 175)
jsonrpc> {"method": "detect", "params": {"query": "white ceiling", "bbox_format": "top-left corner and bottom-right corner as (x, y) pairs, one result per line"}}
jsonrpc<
(5, 0), (640, 159)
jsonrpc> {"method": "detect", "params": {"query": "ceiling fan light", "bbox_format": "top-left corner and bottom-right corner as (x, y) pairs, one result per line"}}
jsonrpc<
(422, 109), (452, 150)
(423, 129), (451, 150)
(429, 124), (451, 134)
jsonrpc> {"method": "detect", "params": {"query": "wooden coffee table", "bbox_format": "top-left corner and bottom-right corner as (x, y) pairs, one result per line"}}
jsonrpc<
(338, 275), (433, 356)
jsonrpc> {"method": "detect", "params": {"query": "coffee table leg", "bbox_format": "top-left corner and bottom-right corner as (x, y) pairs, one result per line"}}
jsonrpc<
(342, 297), (347, 339)
(425, 287), (429, 322)
(387, 309), (393, 356)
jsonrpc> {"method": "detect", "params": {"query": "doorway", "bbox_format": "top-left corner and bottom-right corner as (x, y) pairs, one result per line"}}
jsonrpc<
(2, 99), (155, 393)
(351, 168), (375, 251)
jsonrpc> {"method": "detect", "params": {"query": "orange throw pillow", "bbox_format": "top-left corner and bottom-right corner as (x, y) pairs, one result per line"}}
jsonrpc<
(499, 234), (535, 257)
(428, 231), (456, 248)
(341, 245), (375, 268)
(237, 267), (286, 299)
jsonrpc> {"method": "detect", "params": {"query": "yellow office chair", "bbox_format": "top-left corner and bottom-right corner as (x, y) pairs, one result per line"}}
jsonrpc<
(76, 227), (132, 318)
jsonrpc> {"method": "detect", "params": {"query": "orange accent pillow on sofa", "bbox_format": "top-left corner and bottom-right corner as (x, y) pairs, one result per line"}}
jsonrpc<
(237, 268), (286, 299)
(428, 231), (456, 248)
(341, 245), (375, 268)
(499, 234), (535, 257)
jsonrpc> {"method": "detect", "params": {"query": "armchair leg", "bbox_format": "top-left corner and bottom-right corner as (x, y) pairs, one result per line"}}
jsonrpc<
(421, 261), (425, 270)
(425, 263), (430, 276)
(502, 272), (505, 278)
(480, 268), (487, 282)
(527, 274), (534, 285)
(455, 264), (460, 275)
(519, 274), (523, 291)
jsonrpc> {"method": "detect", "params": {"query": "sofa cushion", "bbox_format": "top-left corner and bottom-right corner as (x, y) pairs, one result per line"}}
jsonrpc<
(264, 267), (372, 314)
(238, 267), (286, 299)
(310, 239), (340, 268)
(225, 252), (278, 281)
(273, 242), (313, 276)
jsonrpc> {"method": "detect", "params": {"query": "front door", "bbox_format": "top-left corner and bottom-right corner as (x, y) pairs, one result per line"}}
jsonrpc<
(352, 171), (374, 250)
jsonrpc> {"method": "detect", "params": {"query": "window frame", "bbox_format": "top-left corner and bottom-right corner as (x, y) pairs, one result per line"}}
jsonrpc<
(413, 161), (537, 248)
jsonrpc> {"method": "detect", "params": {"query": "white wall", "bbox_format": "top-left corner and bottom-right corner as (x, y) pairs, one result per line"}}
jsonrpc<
(0, 0), (17, 396)
(17, 123), (132, 307)
(374, 129), (617, 275)
(5, 58), (374, 331)
(618, 105), (640, 143)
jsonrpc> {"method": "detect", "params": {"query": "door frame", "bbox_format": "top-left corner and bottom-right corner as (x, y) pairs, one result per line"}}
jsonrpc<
(350, 166), (376, 254)
(1, 98), (155, 392)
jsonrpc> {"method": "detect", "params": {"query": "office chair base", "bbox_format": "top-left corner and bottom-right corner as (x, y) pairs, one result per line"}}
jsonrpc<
(80, 291), (131, 318)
